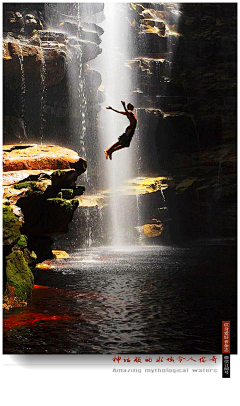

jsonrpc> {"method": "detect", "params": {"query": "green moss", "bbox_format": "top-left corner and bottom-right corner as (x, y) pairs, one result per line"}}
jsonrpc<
(14, 181), (44, 197)
(17, 234), (28, 248)
(23, 248), (37, 267)
(30, 251), (37, 260)
(3, 205), (22, 245)
(14, 181), (37, 190)
(6, 250), (34, 301)
(47, 198), (79, 213)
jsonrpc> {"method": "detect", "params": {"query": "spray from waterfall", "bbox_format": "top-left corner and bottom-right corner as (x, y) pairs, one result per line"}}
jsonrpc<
(39, 41), (47, 144)
(96, 3), (139, 247)
(134, 124), (143, 242)
(76, 3), (88, 184)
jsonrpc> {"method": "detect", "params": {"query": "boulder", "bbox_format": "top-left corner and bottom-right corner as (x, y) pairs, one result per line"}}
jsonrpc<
(3, 144), (87, 174)
(140, 222), (164, 238)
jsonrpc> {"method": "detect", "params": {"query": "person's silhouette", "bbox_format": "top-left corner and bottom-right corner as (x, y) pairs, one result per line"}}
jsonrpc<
(104, 101), (137, 160)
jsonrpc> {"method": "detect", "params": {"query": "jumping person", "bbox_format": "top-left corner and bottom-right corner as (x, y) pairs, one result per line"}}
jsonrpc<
(104, 100), (137, 160)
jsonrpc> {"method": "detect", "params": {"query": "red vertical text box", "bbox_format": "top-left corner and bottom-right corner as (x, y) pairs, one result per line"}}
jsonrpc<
(222, 321), (230, 353)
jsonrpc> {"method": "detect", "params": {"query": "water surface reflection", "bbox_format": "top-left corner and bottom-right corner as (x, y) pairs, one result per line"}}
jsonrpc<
(3, 245), (237, 354)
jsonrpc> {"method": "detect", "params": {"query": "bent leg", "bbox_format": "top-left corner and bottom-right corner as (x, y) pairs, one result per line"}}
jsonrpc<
(107, 142), (121, 154)
(104, 141), (127, 160)
(111, 144), (125, 153)
(104, 142), (119, 159)
(108, 143), (125, 160)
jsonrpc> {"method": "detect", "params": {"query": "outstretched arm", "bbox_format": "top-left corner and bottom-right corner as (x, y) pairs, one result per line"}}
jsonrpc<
(106, 105), (127, 115)
(121, 100), (128, 113)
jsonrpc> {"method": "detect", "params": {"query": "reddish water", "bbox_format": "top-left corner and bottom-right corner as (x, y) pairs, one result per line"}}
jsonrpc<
(3, 285), (74, 331)
(3, 246), (237, 354)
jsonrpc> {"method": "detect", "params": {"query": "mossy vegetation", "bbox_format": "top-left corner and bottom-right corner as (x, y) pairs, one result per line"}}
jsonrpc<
(46, 198), (79, 212)
(16, 234), (28, 248)
(57, 189), (74, 199)
(3, 205), (37, 307)
(3, 205), (22, 245)
(23, 248), (37, 268)
(14, 181), (37, 190)
(5, 250), (34, 302)
(13, 180), (45, 196)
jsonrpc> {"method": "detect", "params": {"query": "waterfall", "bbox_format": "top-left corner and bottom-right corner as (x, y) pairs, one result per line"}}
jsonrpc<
(96, 3), (138, 247)
(17, 43), (26, 120)
(43, 3), (95, 248)
(76, 3), (89, 185)
(44, 3), (88, 163)
(39, 40), (47, 144)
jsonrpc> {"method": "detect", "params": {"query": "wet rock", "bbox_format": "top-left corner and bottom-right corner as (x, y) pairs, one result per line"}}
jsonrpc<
(97, 89), (106, 104)
(2, 144), (87, 307)
(3, 11), (24, 33)
(85, 68), (102, 90)
(69, 39), (102, 63)
(80, 3), (104, 17)
(3, 39), (43, 75)
(87, 10), (105, 24)
(2, 3), (103, 151)
(82, 30), (102, 45)
(58, 22), (101, 45)
(3, 38), (68, 87)
(58, 22), (84, 37)
(82, 22), (104, 37)
(140, 222), (164, 238)
(3, 8), (45, 36)
(3, 144), (87, 174)
(43, 48), (68, 86)
(53, 250), (69, 259)
(127, 3), (237, 242)
(24, 13), (42, 34)
(38, 30), (68, 43)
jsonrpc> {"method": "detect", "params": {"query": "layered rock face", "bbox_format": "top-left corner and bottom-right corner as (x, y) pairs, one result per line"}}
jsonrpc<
(3, 145), (86, 308)
(126, 3), (237, 242)
(2, 3), (237, 249)
(2, 3), (102, 307)
(3, 3), (104, 187)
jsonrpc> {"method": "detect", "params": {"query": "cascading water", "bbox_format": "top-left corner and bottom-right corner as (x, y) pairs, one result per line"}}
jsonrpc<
(96, 3), (140, 246)
(39, 39), (47, 144)
(3, 2), (237, 359)
(76, 3), (88, 183)
(17, 43), (26, 120)
(43, 3), (183, 249)
(44, 3), (95, 246)
(44, 3), (88, 163)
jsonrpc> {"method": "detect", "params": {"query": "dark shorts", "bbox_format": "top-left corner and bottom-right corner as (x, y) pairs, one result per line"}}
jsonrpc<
(118, 126), (135, 147)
